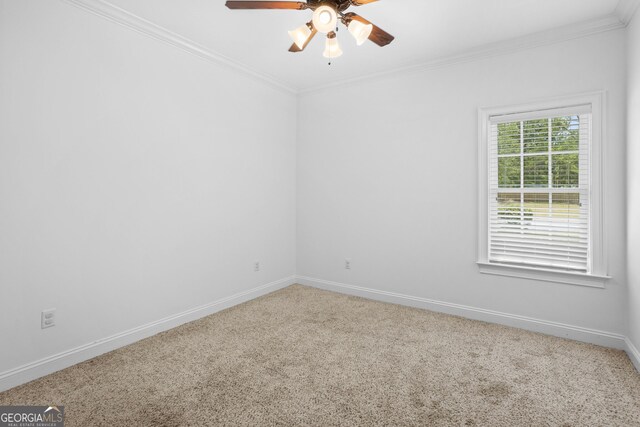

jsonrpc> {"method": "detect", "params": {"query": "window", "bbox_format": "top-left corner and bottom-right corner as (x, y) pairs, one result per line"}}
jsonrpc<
(477, 93), (609, 287)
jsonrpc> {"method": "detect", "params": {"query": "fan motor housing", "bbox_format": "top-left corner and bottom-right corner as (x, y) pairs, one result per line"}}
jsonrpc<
(306, 0), (353, 12)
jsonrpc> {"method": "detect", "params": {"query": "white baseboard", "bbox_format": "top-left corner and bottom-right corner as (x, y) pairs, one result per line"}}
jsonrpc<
(0, 276), (295, 393)
(296, 276), (627, 350)
(626, 337), (640, 373)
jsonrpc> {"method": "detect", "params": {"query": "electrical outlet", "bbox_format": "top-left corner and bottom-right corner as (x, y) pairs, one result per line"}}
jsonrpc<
(345, 259), (351, 270)
(254, 261), (260, 272)
(41, 309), (56, 329)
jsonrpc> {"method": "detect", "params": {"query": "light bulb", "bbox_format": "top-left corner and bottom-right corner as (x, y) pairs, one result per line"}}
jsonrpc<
(348, 20), (373, 46)
(323, 34), (343, 59)
(288, 24), (312, 49)
(319, 10), (331, 24)
(312, 5), (337, 34)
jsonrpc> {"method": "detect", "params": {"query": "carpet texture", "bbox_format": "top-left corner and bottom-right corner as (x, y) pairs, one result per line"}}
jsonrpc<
(1, 285), (639, 426)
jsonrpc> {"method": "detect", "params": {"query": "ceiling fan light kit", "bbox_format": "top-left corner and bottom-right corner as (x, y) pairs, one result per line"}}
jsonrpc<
(323, 31), (343, 59)
(288, 23), (313, 49)
(225, 0), (394, 61)
(347, 19), (373, 46)
(312, 5), (338, 34)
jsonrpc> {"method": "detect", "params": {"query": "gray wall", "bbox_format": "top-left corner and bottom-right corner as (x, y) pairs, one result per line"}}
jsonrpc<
(297, 30), (628, 340)
(0, 0), (296, 374)
(627, 11), (640, 359)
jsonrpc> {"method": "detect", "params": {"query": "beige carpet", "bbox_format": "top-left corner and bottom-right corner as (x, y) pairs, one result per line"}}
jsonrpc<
(1, 285), (639, 426)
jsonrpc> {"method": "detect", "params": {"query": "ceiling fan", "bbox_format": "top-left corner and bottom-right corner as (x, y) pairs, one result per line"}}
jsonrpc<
(225, 0), (394, 60)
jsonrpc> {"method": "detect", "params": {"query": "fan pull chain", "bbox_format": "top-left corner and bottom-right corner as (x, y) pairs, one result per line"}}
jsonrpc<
(329, 25), (339, 66)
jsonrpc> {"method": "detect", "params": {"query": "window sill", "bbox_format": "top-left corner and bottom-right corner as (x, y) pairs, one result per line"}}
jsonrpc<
(477, 262), (610, 288)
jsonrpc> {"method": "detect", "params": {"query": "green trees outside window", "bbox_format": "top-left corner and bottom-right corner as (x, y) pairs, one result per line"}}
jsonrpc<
(496, 116), (581, 221)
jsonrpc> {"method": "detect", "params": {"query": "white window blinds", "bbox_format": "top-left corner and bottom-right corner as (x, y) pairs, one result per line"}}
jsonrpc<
(488, 106), (591, 273)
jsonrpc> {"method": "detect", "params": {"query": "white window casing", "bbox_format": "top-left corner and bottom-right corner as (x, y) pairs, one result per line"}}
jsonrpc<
(477, 92), (609, 288)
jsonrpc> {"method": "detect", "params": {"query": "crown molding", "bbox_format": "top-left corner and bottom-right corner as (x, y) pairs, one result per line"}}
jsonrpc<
(299, 14), (625, 95)
(60, 0), (298, 94)
(60, 0), (631, 96)
(615, 0), (640, 25)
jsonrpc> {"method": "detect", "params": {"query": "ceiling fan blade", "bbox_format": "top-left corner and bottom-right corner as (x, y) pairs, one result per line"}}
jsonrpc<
(226, 1), (307, 10)
(344, 13), (394, 47)
(289, 25), (318, 52)
(351, 0), (379, 5)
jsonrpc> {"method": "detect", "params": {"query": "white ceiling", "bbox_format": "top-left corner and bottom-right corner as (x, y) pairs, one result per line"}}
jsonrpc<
(104, 0), (625, 91)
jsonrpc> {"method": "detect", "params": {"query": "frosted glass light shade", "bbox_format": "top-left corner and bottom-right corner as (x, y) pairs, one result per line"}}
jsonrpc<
(348, 20), (373, 46)
(323, 36), (343, 59)
(288, 24), (312, 49)
(312, 6), (337, 34)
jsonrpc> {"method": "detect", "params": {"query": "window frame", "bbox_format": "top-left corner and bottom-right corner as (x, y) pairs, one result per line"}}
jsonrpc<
(477, 92), (610, 288)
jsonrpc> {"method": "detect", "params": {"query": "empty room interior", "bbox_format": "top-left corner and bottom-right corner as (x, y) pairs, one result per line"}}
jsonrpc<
(1, 0), (640, 425)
